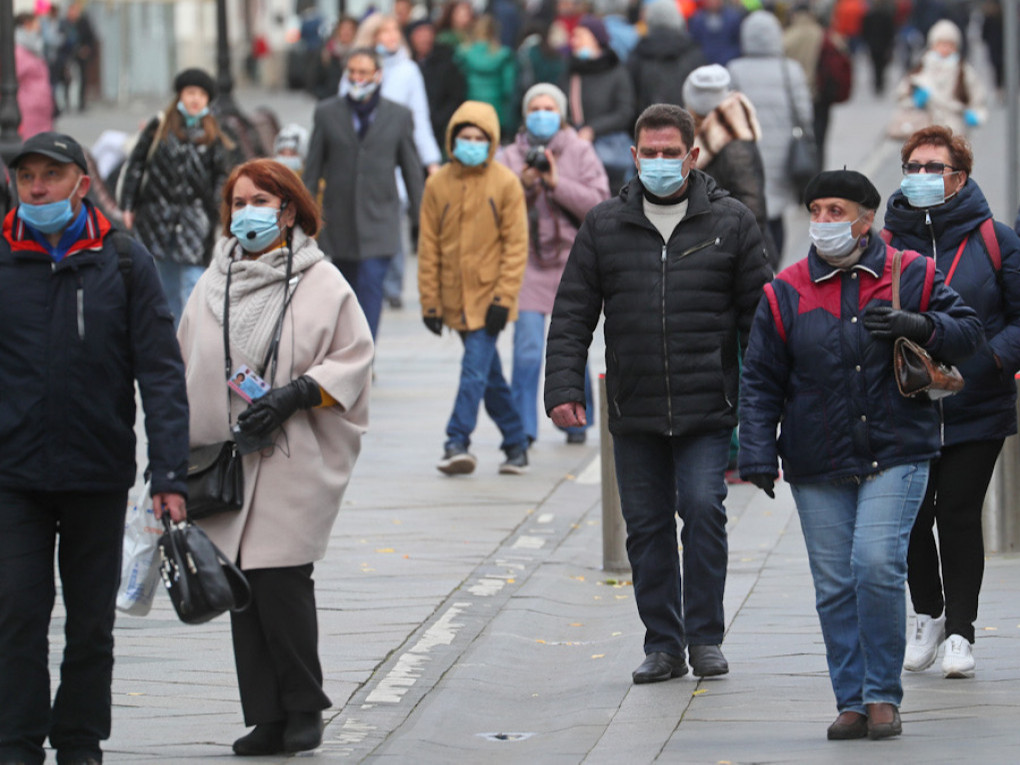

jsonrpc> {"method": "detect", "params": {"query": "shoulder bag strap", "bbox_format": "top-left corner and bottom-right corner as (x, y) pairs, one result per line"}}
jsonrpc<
(779, 58), (804, 133)
(891, 249), (903, 310)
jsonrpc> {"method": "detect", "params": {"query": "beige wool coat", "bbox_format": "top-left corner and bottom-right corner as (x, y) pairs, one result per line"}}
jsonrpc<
(177, 234), (374, 570)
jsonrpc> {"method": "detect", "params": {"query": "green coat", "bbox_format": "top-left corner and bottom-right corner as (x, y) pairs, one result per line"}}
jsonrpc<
(454, 41), (517, 135)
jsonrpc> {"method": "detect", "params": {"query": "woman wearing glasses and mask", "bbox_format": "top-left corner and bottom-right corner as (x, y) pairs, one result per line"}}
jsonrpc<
(176, 158), (374, 755)
(882, 125), (1020, 680)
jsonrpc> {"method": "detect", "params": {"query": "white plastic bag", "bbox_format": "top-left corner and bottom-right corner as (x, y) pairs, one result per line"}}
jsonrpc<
(117, 479), (161, 616)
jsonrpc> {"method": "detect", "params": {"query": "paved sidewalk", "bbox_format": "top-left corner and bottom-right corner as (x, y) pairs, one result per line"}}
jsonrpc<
(38, 66), (1020, 763)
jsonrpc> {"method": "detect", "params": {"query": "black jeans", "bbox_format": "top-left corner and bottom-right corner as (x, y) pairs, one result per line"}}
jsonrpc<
(907, 438), (1004, 643)
(0, 488), (127, 765)
(230, 564), (331, 726)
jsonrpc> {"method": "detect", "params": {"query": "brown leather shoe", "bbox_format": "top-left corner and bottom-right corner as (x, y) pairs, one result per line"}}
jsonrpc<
(866, 703), (902, 739)
(827, 710), (868, 740)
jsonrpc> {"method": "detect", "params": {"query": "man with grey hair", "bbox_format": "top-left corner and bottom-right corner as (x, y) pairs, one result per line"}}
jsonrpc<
(545, 103), (771, 683)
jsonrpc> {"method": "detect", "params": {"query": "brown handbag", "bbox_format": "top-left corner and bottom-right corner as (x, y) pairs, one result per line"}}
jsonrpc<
(890, 250), (964, 399)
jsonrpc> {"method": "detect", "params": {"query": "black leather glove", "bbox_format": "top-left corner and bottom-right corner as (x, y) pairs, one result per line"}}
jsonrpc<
(862, 305), (934, 342)
(410, 221), (420, 254)
(485, 303), (509, 336)
(423, 316), (443, 336)
(236, 375), (322, 439)
(746, 474), (776, 499)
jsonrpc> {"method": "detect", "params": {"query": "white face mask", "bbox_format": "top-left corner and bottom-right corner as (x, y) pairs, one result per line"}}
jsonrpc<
(809, 214), (864, 258)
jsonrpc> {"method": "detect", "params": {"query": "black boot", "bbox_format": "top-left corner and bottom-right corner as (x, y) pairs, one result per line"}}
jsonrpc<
(232, 722), (285, 756)
(283, 712), (323, 753)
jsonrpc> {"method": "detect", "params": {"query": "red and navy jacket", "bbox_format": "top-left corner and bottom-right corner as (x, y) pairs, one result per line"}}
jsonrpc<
(0, 202), (189, 495)
(738, 232), (982, 485)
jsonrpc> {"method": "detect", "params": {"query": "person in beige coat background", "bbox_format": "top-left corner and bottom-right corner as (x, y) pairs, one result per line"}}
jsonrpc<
(177, 158), (374, 757)
(418, 100), (529, 476)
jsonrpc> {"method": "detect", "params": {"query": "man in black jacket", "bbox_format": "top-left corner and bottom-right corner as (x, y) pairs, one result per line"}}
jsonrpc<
(0, 132), (189, 765)
(545, 104), (771, 684)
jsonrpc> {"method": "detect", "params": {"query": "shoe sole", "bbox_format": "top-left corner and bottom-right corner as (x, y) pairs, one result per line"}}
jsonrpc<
(691, 665), (729, 677)
(903, 651), (939, 672)
(498, 465), (528, 475)
(437, 456), (476, 475)
(632, 665), (689, 684)
(943, 666), (975, 679)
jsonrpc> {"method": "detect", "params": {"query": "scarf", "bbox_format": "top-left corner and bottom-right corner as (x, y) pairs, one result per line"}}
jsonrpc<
(203, 227), (325, 379)
(347, 90), (381, 140)
(816, 243), (865, 270)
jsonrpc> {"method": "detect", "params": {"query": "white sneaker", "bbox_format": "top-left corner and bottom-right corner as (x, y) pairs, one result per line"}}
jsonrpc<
(903, 613), (945, 671)
(941, 635), (975, 678)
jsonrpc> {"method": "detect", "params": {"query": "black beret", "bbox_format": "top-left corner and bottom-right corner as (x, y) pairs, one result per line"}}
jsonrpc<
(803, 169), (881, 211)
(173, 68), (216, 99)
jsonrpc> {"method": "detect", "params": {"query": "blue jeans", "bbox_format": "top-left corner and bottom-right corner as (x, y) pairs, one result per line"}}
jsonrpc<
(155, 259), (204, 328)
(446, 329), (527, 454)
(612, 429), (731, 656)
(791, 462), (930, 714)
(336, 257), (390, 340)
(511, 311), (593, 442)
(382, 242), (404, 302)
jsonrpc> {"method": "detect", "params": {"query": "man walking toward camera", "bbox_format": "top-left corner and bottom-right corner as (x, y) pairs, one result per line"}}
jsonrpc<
(0, 132), (188, 765)
(545, 104), (771, 683)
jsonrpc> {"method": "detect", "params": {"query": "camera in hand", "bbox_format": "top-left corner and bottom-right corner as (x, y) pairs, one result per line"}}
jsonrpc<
(525, 145), (550, 173)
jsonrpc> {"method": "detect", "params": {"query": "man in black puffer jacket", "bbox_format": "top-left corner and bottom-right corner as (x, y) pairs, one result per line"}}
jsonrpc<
(545, 104), (771, 685)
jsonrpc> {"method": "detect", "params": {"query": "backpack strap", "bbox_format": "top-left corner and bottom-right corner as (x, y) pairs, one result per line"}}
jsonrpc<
(978, 217), (1001, 272)
(108, 231), (134, 299)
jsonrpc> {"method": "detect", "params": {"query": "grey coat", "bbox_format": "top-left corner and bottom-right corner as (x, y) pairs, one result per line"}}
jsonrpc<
(727, 10), (813, 221)
(304, 96), (424, 262)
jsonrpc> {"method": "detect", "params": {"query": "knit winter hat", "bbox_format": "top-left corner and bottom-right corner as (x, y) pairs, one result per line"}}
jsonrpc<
(682, 65), (731, 116)
(274, 123), (310, 158)
(522, 83), (568, 120)
(174, 68), (216, 99)
(577, 15), (611, 49)
(645, 0), (684, 31)
(927, 19), (962, 48)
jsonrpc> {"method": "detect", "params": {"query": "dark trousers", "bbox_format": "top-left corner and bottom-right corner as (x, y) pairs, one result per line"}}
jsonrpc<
(230, 564), (331, 726)
(334, 256), (391, 341)
(612, 429), (731, 656)
(907, 438), (1004, 643)
(0, 489), (127, 765)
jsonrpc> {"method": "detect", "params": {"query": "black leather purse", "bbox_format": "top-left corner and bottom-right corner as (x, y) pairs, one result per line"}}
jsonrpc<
(186, 441), (243, 520)
(158, 515), (251, 624)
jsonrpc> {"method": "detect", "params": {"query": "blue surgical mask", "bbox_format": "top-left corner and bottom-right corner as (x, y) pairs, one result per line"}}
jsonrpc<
(526, 110), (561, 141)
(900, 173), (947, 208)
(274, 155), (303, 172)
(639, 155), (688, 198)
(18, 176), (82, 234)
(376, 43), (395, 57)
(938, 52), (960, 65)
(453, 138), (489, 167)
(347, 79), (379, 101)
(177, 100), (209, 128)
(576, 47), (595, 60)
(809, 218), (861, 258)
(230, 205), (283, 253)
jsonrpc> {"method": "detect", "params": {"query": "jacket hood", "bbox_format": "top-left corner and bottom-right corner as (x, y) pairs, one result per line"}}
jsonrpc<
(445, 100), (501, 164)
(633, 28), (697, 60)
(740, 10), (784, 57)
(884, 179), (992, 251)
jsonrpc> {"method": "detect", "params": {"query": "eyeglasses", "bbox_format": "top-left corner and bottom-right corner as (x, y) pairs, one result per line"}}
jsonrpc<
(902, 161), (956, 175)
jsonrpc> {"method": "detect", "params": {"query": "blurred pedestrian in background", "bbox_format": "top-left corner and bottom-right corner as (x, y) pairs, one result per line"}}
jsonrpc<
(310, 15), (358, 99)
(58, 0), (96, 112)
(454, 14), (519, 140)
(728, 9), (814, 267)
(273, 123), (309, 174)
(628, 0), (705, 116)
(498, 83), (609, 447)
(14, 12), (54, 139)
(688, 0), (745, 67)
(304, 48), (424, 341)
(436, 0), (475, 48)
(178, 158), (373, 757)
(740, 169), (981, 741)
(418, 102), (530, 476)
(860, 0), (897, 94)
(407, 17), (466, 158)
(882, 126), (1020, 680)
(118, 68), (232, 325)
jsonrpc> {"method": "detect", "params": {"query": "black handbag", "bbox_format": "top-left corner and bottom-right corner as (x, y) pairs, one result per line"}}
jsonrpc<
(891, 250), (965, 399)
(158, 514), (251, 624)
(186, 441), (244, 520)
(781, 59), (821, 196)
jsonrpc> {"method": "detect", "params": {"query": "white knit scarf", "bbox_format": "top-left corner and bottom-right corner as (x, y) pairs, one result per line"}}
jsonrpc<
(203, 227), (324, 378)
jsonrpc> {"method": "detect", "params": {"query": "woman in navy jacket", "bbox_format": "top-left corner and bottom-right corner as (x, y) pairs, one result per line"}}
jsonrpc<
(740, 170), (981, 741)
(883, 125), (1020, 680)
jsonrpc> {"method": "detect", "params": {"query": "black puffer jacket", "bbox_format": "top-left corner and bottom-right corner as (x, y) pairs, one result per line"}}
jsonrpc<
(627, 28), (705, 114)
(120, 116), (230, 266)
(545, 170), (772, 436)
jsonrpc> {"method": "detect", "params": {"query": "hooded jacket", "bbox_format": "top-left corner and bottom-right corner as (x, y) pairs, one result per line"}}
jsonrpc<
(544, 170), (771, 436)
(627, 27), (705, 115)
(418, 101), (528, 331)
(883, 180), (1020, 445)
(740, 233), (982, 484)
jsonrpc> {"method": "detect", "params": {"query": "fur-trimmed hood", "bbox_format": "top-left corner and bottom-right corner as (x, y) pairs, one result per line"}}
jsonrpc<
(693, 92), (762, 167)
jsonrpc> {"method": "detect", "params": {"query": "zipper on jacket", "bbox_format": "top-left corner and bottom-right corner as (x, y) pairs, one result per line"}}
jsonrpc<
(489, 198), (501, 228)
(926, 210), (938, 260)
(76, 279), (84, 341)
(660, 243), (674, 433)
(678, 237), (721, 259)
(438, 203), (449, 235)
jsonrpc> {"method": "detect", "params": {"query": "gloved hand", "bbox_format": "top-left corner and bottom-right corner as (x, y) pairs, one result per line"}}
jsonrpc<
(485, 303), (509, 336)
(862, 305), (934, 342)
(236, 375), (322, 440)
(964, 109), (980, 127)
(746, 474), (776, 499)
(423, 315), (443, 335)
(410, 221), (420, 254)
(912, 86), (929, 109)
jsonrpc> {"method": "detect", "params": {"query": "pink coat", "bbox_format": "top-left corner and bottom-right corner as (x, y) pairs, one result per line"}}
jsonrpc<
(497, 127), (610, 314)
(15, 46), (53, 139)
